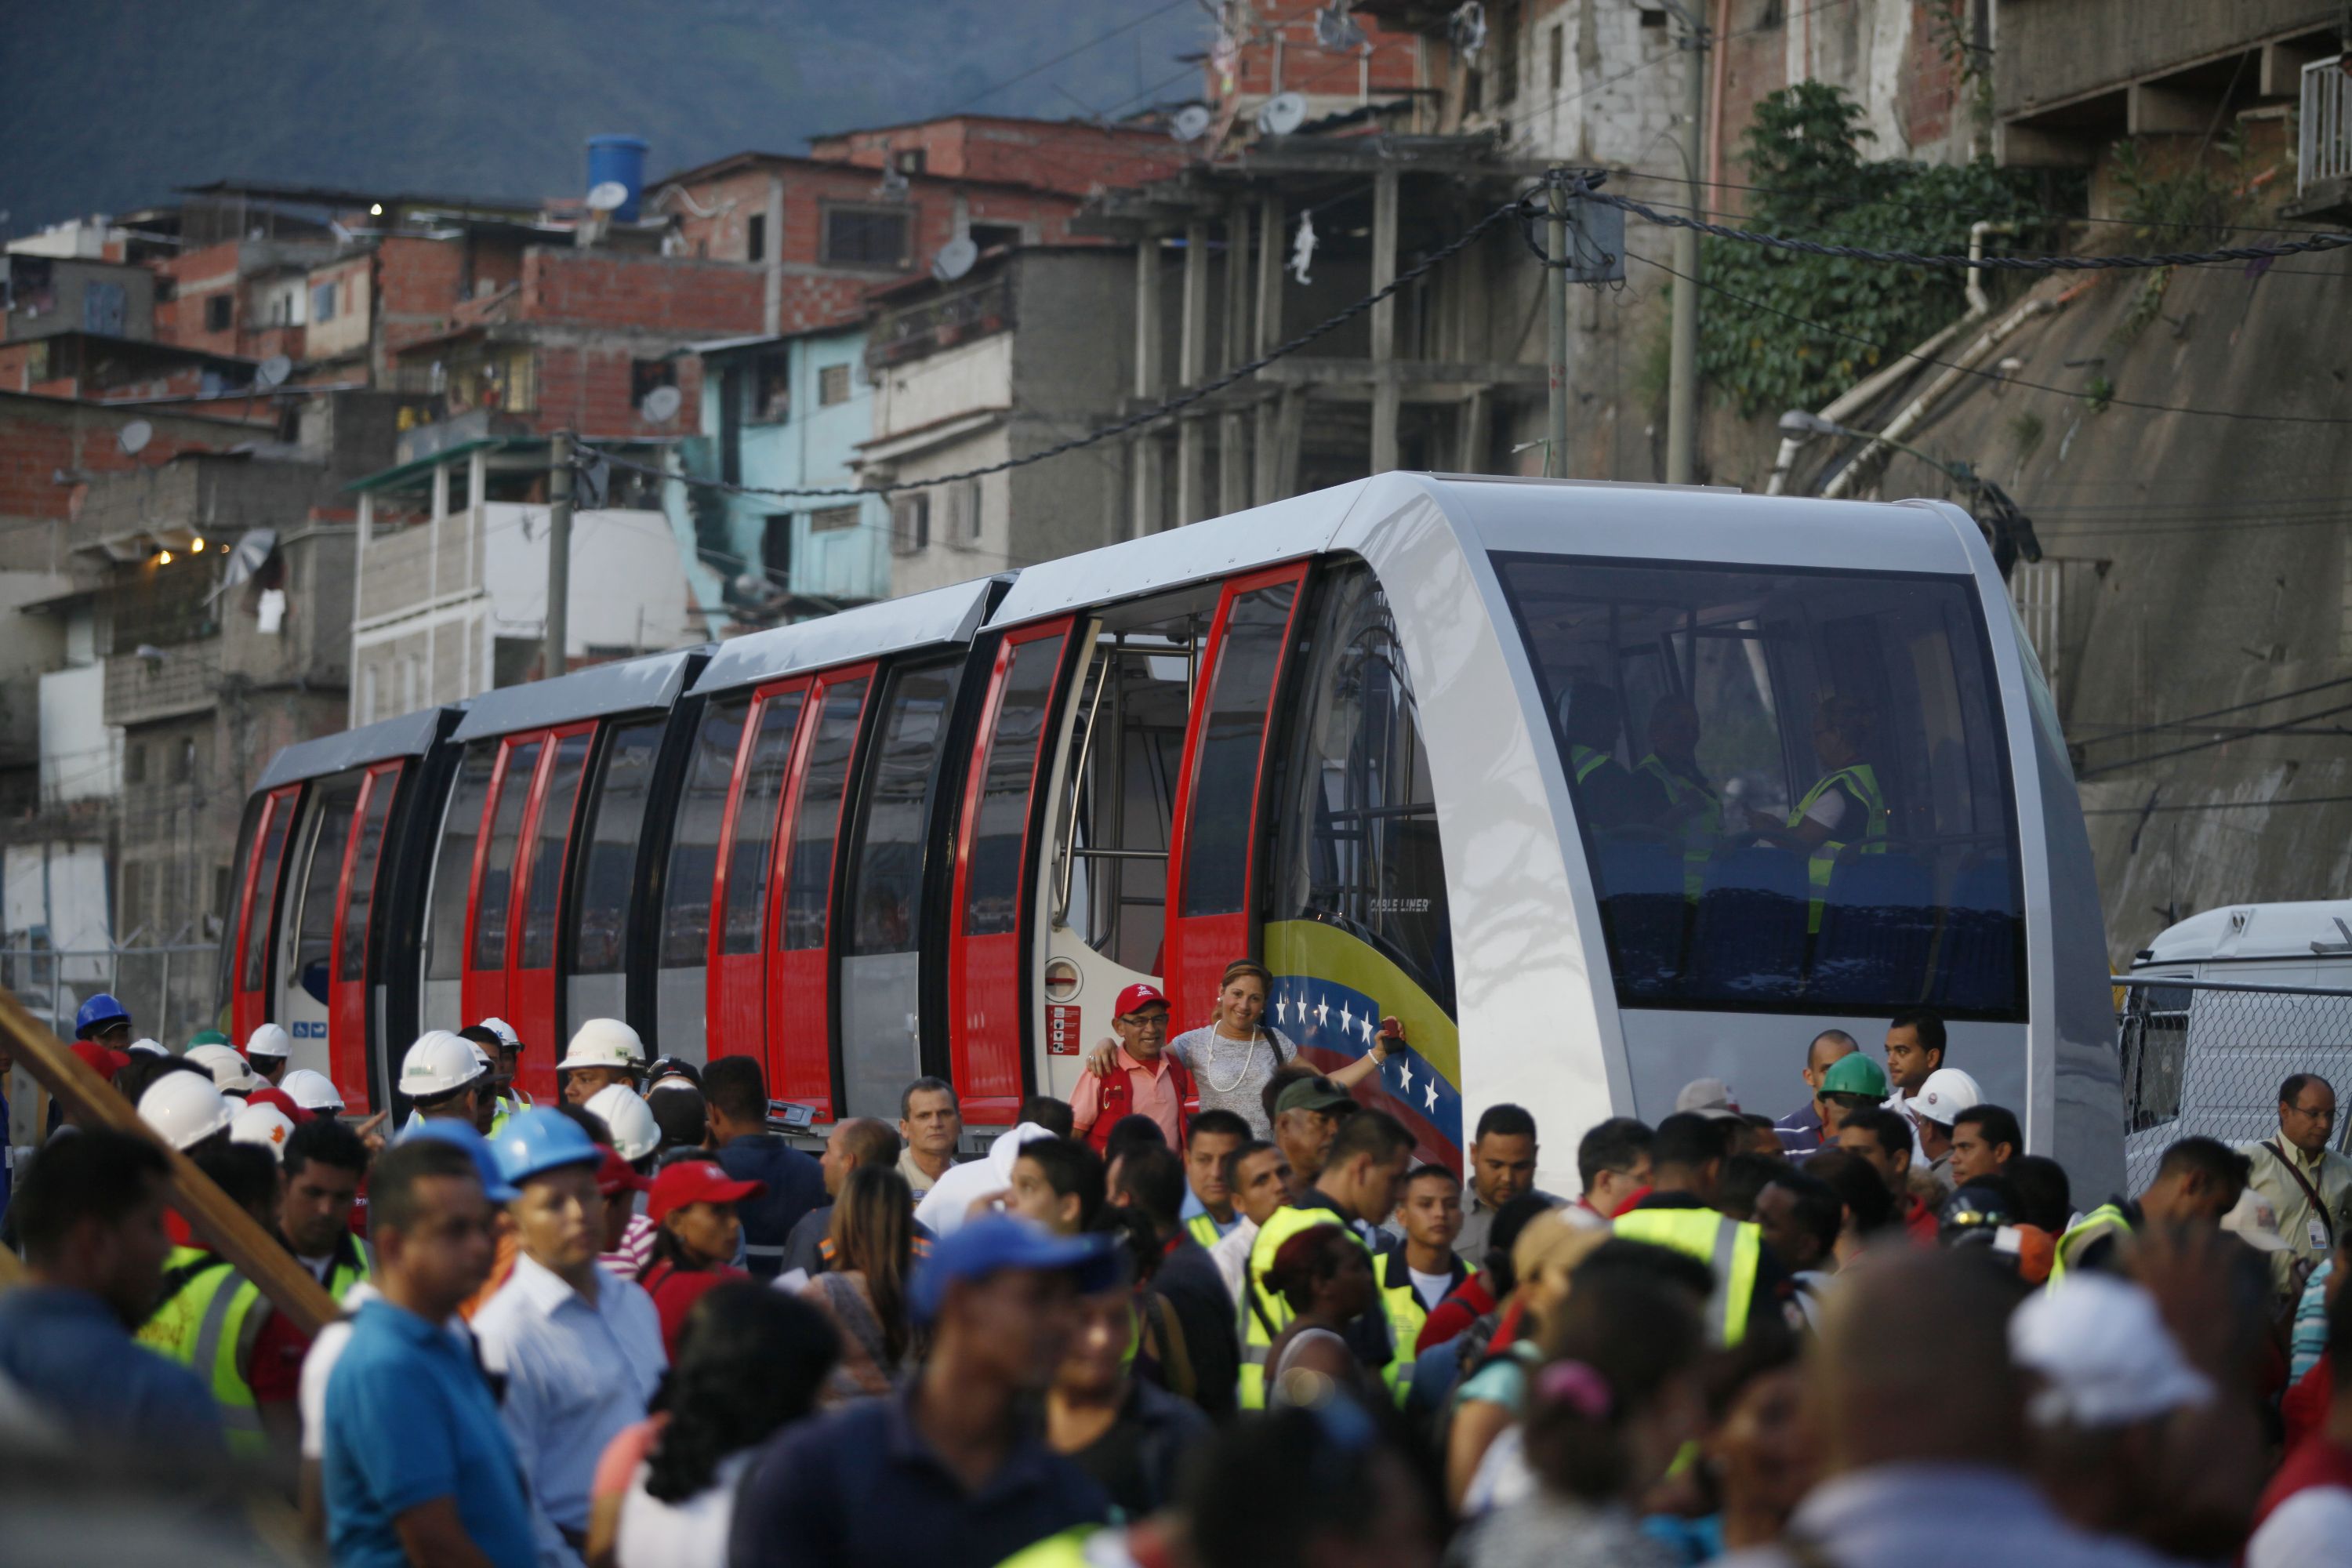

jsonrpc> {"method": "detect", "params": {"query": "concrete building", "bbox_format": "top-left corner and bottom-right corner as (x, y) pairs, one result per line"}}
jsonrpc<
(2, 253), (155, 343)
(667, 324), (890, 630)
(861, 247), (1134, 596)
(348, 427), (698, 723)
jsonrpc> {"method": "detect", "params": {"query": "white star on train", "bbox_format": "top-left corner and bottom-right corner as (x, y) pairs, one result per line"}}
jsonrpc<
(1314, 996), (1330, 1027)
(1276, 996), (1290, 1023)
(1358, 1014), (1374, 1043)
(1339, 1001), (1352, 1034)
(1398, 1060), (1414, 1094)
(1424, 1080), (1439, 1112)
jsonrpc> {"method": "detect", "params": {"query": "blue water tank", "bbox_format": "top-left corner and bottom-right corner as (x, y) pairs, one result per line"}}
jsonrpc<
(586, 135), (649, 222)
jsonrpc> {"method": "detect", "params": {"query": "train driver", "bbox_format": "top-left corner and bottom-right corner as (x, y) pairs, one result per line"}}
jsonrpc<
(1634, 695), (1722, 887)
(1778, 695), (1890, 926)
(1555, 680), (1646, 830)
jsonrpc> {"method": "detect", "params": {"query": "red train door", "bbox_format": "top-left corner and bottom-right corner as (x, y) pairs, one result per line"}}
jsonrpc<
(325, 762), (401, 1112)
(949, 621), (1073, 1125)
(765, 664), (873, 1119)
(459, 734), (546, 1036)
(706, 682), (808, 1069)
(1161, 564), (1309, 1026)
(230, 785), (301, 1044)
(506, 724), (595, 1096)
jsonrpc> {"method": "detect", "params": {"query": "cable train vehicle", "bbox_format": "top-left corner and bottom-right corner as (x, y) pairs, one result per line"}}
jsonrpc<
(220, 473), (2126, 1192)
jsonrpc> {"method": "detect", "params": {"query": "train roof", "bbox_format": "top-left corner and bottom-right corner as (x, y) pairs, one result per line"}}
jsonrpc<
(450, 648), (710, 743)
(688, 577), (1003, 698)
(257, 705), (461, 789)
(985, 474), (1984, 630)
(2136, 901), (2352, 967)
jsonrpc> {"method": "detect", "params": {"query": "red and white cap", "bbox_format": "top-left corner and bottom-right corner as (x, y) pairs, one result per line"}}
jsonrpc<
(1112, 983), (1170, 1019)
(648, 1159), (764, 1222)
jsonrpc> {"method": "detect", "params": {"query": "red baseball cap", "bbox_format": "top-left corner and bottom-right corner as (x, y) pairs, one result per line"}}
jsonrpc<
(1112, 983), (1170, 1020)
(246, 1087), (314, 1125)
(594, 1146), (653, 1200)
(649, 1159), (765, 1223)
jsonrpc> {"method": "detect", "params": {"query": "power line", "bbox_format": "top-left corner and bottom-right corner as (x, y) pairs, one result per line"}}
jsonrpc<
(2075, 699), (2352, 779)
(1627, 249), (2352, 426)
(2082, 793), (2352, 817)
(942, 0), (1198, 115)
(2076, 675), (2352, 750)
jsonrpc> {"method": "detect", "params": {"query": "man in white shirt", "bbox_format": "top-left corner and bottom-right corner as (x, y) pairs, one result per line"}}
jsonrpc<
(1208, 1140), (1293, 1301)
(1881, 1012), (1949, 1159)
(2241, 1073), (2352, 1310)
(472, 1109), (666, 1568)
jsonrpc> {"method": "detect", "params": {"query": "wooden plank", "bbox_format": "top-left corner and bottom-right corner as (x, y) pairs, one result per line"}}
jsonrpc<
(0, 986), (339, 1337)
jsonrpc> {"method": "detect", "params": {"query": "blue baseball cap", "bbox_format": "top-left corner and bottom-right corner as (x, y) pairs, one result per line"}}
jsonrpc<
(907, 1217), (1121, 1326)
(399, 1117), (521, 1203)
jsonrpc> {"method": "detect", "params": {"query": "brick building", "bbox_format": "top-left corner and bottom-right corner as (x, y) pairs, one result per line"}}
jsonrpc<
(806, 114), (1187, 198)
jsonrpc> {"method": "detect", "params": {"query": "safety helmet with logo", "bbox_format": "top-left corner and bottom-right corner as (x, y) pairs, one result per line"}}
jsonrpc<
(186, 1043), (261, 1095)
(139, 1071), (236, 1150)
(401, 1030), (488, 1098)
(491, 1106), (604, 1187)
(281, 1067), (345, 1114)
(245, 1023), (294, 1062)
(230, 1102), (298, 1161)
(585, 1083), (660, 1162)
(187, 1029), (233, 1050)
(557, 1018), (643, 1076)
(1910, 1067), (1984, 1130)
(74, 993), (131, 1040)
(477, 1017), (522, 1054)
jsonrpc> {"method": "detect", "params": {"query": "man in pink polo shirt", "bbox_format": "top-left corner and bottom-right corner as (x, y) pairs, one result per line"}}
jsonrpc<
(1070, 984), (1196, 1153)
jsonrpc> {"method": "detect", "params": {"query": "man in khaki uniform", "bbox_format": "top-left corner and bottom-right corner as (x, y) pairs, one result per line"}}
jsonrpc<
(2239, 1073), (2352, 1307)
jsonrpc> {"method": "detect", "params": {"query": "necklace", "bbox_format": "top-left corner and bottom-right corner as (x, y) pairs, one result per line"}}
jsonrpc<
(1202, 1019), (1263, 1094)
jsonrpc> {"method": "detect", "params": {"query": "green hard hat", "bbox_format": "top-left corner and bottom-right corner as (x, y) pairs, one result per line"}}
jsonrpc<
(1820, 1052), (1890, 1099)
(187, 1029), (232, 1049)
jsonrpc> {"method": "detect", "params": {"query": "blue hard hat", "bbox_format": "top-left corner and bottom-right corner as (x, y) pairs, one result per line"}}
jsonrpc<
(908, 1217), (1120, 1327)
(397, 1118), (521, 1203)
(490, 1107), (601, 1187)
(74, 993), (131, 1038)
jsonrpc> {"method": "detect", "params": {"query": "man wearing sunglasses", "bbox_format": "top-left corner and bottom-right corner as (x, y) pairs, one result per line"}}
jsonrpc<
(1072, 985), (1196, 1155)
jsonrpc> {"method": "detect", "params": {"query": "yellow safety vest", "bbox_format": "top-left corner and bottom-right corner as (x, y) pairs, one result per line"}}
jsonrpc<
(996, 1526), (1138, 1568)
(136, 1245), (270, 1457)
(2047, 1202), (2133, 1286)
(1185, 1211), (1225, 1251)
(1612, 1207), (1762, 1345)
(1636, 753), (1724, 897)
(1787, 762), (1889, 931)
(321, 1238), (376, 1301)
(1238, 1205), (1378, 1410)
(1377, 1250), (1472, 1407)
(1570, 743), (1614, 785)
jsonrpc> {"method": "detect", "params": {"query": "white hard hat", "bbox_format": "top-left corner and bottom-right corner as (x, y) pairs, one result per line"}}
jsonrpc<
(126, 1038), (169, 1058)
(229, 1102), (298, 1160)
(1911, 1067), (1984, 1129)
(281, 1067), (345, 1113)
(2011, 1273), (2212, 1427)
(245, 1022), (293, 1060)
(477, 1016), (521, 1052)
(139, 1071), (236, 1151)
(585, 1083), (660, 1161)
(186, 1043), (260, 1094)
(558, 1018), (643, 1075)
(400, 1030), (487, 1098)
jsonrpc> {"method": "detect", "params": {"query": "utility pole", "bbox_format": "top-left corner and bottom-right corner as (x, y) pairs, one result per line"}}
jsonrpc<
(545, 432), (572, 683)
(1545, 180), (1569, 478)
(1665, 5), (1708, 486)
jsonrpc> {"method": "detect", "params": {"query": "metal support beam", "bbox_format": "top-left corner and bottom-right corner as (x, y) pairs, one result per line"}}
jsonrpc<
(545, 431), (572, 683)
(1370, 168), (1401, 474)
(1178, 220), (1212, 524)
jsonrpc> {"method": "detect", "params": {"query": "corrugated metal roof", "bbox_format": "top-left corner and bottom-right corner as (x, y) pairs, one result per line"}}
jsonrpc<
(450, 648), (710, 742)
(256, 706), (459, 789)
(689, 579), (1001, 696)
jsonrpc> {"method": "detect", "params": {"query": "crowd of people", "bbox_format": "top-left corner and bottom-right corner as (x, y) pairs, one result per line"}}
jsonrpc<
(5, 978), (2352, 1568)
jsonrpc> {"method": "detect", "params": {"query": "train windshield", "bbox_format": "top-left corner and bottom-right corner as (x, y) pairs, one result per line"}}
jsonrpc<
(1495, 555), (2025, 1019)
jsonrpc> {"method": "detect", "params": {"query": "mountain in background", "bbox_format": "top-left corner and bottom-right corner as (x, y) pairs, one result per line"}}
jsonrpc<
(2, 0), (1206, 231)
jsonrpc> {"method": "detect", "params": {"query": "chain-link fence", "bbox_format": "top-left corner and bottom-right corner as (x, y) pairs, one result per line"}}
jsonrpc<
(0, 944), (221, 1051)
(2117, 975), (2352, 1194)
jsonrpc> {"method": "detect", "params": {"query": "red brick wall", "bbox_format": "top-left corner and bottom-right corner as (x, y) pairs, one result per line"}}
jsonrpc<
(519, 250), (766, 333)
(156, 240), (245, 355)
(662, 161), (1091, 270)
(1714, 0), (1791, 215)
(1226, 0), (1421, 100)
(528, 344), (705, 440)
(0, 398), (263, 520)
(0, 343), (40, 392)
(1903, 2), (1959, 152)
(808, 118), (1185, 198)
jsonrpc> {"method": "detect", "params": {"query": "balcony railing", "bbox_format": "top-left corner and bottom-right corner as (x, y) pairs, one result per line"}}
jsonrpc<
(2302, 56), (2352, 195)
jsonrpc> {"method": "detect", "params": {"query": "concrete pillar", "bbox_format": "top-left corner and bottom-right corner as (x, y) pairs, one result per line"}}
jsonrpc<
(1456, 388), (1490, 473)
(1219, 202), (1251, 516)
(1252, 194), (1286, 506)
(1370, 169), (1400, 474)
(1131, 233), (1164, 537)
(763, 173), (785, 335)
(350, 491), (372, 728)
(1177, 220), (1212, 524)
(1273, 386), (1309, 502)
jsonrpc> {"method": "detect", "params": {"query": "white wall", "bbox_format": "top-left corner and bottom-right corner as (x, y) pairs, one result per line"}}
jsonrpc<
(38, 663), (117, 803)
(869, 332), (1014, 445)
(3, 841), (111, 952)
(478, 503), (697, 659)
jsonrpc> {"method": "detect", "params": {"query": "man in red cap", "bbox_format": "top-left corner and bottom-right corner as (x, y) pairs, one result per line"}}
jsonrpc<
(1069, 985), (1195, 1154)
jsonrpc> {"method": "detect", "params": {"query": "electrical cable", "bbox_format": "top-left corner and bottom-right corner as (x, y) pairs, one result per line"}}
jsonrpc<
(941, 0), (1198, 115)
(2081, 793), (2352, 817)
(2074, 700), (2352, 779)
(2074, 675), (2352, 750)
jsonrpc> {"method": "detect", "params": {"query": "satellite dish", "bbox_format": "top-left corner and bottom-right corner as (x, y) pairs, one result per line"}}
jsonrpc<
(1257, 92), (1308, 137)
(118, 420), (154, 456)
(1314, 2), (1367, 50)
(586, 181), (631, 213)
(640, 384), (683, 423)
(1171, 103), (1214, 143)
(931, 236), (978, 282)
(256, 354), (292, 390)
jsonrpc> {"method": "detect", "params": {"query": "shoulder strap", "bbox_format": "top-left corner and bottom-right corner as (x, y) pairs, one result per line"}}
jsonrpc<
(2267, 1142), (2335, 1245)
(1148, 1292), (1196, 1399)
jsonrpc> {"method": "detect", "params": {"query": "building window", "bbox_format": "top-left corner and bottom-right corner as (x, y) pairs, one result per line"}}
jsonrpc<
(310, 281), (337, 323)
(891, 148), (927, 175)
(750, 350), (790, 423)
(764, 514), (793, 585)
(746, 212), (767, 263)
(811, 504), (860, 533)
(1494, 1), (1521, 105)
(174, 736), (197, 783)
(969, 223), (1023, 253)
(125, 741), (147, 785)
(631, 358), (677, 408)
(1548, 23), (1564, 93)
(822, 205), (912, 269)
(818, 362), (853, 406)
(205, 293), (233, 332)
(946, 478), (984, 546)
(890, 493), (930, 554)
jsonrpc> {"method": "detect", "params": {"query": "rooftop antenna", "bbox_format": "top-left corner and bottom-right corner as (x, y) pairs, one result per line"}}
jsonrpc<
(1171, 103), (1214, 143)
(1257, 91), (1308, 137)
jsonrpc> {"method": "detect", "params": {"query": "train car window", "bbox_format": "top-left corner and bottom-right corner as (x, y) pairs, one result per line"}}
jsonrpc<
(1180, 583), (1297, 918)
(292, 775), (364, 1004)
(425, 743), (497, 982)
(722, 693), (804, 956)
(966, 637), (1066, 937)
(572, 720), (664, 975)
(470, 739), (545, 971)
(1274, 568), (1454, 1011)
(662, 696), (749, 968)
(239, 794), (296, 993)
(1058, 637), (1189, 975)
(848, 662), (960, 955)
(1494, 554), (2024, 1019)
(519, 733), (592, 970)
(782, 677), (870, 949)
(339, 773), (397, 982)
